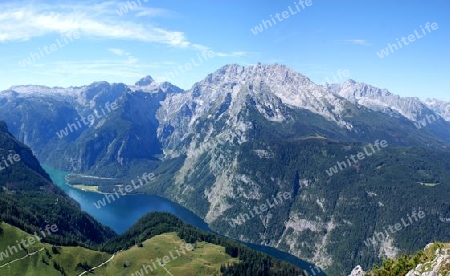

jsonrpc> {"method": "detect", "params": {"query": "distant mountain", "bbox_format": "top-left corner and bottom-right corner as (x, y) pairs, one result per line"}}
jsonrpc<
(328, 80), (450, 141)
(327, 79), (432, 122)
(1, 64), (450, 275)
(424, 98), (450, 121)
(0, 80), (182, 177)
(135, 75), (155, 86)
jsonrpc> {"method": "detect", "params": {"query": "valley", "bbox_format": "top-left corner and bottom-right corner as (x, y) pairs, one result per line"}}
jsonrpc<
(1, 63), (450, 275)
(42, 164), (319, 273)
(2, 1), (449, 275)
(0, 128), (310, 275)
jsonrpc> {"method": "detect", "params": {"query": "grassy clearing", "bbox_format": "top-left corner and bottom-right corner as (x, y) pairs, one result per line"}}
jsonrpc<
(417, 182), (439, 187)
(94, 232), (239, 276)
(1, 224), (239, 276)
(0, 222), (111, 276)
(71, 184), (100, 192)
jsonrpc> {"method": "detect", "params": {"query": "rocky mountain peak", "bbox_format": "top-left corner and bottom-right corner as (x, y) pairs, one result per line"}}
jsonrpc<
(135, 75), (155, 86)
(164, 63), (353, 130)
(159, 81), (184, 94)
(346, 79), (357, 85)
(339, 81), (393, 98)
(212, 63), (309, 85)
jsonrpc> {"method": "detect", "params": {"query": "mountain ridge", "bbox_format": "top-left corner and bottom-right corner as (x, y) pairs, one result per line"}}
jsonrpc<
(4, 63), (449, 127)
(1, 63), (450, 275)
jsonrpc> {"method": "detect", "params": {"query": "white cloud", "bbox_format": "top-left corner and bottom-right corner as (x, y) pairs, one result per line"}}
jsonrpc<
(0, 1), (190, 47)
(2, 1), (251, 87)
(215, 51), (248, 57)
(109, 48), (127, 57)
(108, 48), (138, 64)
(343, 39), (371, 46)
(191, 44), (210, 51)
(135, 7), (171, 17)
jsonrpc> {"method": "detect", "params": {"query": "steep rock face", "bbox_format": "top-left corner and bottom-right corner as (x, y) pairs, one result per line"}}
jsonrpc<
(0, 81), (181, 175)
(63, 90), (165, 177)
(0, 92), (81, 152)
(154, 64), (360, 224)
(0, 121), (116, 245)
(183, 64), (352, 126)
(0, 121), (51, 183)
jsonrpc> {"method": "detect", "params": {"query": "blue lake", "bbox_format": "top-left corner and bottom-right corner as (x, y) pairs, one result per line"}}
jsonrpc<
(43, 164), (325, 275)
(42, 165), (210, 234)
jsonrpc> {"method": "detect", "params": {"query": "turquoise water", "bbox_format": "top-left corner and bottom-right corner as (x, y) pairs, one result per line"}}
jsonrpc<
(42, 165), (209, 234)
(42, 165), (325, 275)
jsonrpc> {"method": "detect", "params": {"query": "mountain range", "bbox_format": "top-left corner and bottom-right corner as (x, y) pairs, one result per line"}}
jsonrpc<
(0, 119), (308, 276)
(1, 63), (449, 275)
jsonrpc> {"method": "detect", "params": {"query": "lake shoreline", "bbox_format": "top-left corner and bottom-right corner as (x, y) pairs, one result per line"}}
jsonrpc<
(42, 164), (325, 275)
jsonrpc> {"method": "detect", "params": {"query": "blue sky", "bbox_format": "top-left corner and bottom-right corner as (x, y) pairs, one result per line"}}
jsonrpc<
(0, 0), (448, 100)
